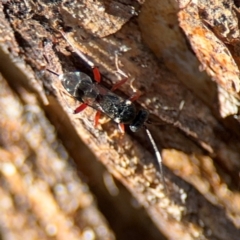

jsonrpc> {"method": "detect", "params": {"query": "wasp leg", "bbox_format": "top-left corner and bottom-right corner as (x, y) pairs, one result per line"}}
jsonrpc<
(74, 103), (88, 114)
(94, 111), (101, 127)
(118, 123), (125, 133)
(93, 67), (101, 83)
(118, 124), (126, 148)
(129, 92), (141, 102)
(117, 123), (125, 147)
(111, 77), (128, 91)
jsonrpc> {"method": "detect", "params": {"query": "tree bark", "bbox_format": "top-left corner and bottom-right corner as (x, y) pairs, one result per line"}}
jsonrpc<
(0, 1), (240, 240)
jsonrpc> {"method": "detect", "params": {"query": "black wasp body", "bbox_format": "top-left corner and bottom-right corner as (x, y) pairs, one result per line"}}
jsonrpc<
(55, 69), (166, 191)
(48, 31), (166, 192)
(59, 71), (149, 132)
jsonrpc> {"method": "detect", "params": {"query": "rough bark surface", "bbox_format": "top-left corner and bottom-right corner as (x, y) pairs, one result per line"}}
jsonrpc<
(0, 0), (240, 240)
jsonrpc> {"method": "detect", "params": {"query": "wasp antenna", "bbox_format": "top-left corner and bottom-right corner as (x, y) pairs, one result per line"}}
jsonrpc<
(46, 68), (60, 77)
(144, 125), (167, 193)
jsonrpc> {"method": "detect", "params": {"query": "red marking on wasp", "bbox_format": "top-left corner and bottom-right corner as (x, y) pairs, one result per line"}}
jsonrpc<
(74, 103), (88, 114)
